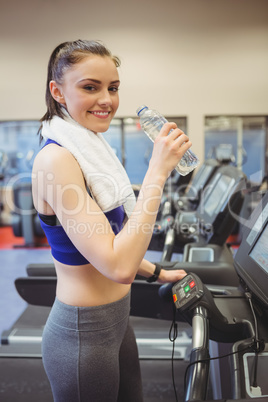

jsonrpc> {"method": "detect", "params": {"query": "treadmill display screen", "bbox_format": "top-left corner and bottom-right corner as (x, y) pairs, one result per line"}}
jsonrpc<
(186, 165), (213, 198)
(196, 165), (213, 190)
(204, 175), (234, 217)
(246, 203), (268, 246)
(249, 223), (268, 274)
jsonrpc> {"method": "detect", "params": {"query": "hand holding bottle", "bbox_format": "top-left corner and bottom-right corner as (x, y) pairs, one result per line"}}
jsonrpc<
(149, 122), (192, 179)
(137, 105), (199, 176)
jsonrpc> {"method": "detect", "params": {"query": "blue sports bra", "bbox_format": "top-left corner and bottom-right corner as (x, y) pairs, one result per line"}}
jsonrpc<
(38, 139), (125, 265)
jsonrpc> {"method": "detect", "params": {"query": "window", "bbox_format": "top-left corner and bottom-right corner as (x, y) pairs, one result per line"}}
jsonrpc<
(204, 116), (268, 184)
(102, 116), (187, 184)
(123, 116), (187, 184)
(0, 121), (41, 183)
(0, 116), (187, 186)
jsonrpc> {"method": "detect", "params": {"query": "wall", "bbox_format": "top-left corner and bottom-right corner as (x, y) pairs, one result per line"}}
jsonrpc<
(1, 0), (268, 161)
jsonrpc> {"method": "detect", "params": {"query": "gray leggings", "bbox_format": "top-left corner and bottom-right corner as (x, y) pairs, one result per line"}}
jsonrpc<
(42, 292), (143, 401)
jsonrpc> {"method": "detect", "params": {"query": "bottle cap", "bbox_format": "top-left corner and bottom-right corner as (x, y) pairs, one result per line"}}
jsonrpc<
(136, 105), (148, 116)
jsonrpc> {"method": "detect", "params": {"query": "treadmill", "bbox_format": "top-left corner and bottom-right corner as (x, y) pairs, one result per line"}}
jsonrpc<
(2, 198), (268, 401)
(149, 158), (221, 251)
(172, 158), (221, 213)
(150, 164), (246, 258)
(169, 190), (268, 401)
(150, 142), (237, 252)
(2, 193), (268, 401)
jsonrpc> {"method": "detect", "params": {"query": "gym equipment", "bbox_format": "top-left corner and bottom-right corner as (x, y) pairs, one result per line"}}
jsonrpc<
(4, 170), (268, 402)
(207, 143), (236, 165)
(150, 164), (246, 256)
(152, 143), (237, 241)
(152, 158), (220, 237)
(166, 191), (268, 400)
(151, 158), (220, 249)
(5, 192), (268, 401)
(11, 182), (46, 247)
(0, 149), (8, 225)
(172, 158), (220, 213)
(3, 193), (268, 401)
(158, 164), (246, 267)
(152, 168), (195, 226)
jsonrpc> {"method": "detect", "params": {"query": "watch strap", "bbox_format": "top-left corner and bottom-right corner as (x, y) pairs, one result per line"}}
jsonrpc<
(146, 263), (162, 283)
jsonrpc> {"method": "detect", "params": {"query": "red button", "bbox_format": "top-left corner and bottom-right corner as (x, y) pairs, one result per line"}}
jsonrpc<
(189, 281), (195, 289)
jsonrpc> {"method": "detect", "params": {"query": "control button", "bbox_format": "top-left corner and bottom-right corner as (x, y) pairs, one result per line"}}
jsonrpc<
(184, 285), (190, 293)
(173, 294), (177, 303)
(189, 281), (195, 289)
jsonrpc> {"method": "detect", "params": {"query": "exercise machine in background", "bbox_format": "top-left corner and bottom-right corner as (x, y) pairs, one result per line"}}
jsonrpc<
(154, 143), (236, 226)
(9, 148), (47, 247)
(169, 190), (268, 400)
(0, 150), (8, 226)
(152, 163), (246, 264)
(11, 181), (45, 247)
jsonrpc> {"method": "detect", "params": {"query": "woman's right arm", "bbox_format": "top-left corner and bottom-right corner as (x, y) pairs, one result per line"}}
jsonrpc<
(33, 123), (191, 284)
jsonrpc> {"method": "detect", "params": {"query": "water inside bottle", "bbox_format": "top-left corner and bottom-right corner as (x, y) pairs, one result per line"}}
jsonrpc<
(137, 105), (199, 175)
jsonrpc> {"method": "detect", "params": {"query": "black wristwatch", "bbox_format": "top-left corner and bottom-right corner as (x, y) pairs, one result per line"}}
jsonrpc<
(146, 263), (162, 283)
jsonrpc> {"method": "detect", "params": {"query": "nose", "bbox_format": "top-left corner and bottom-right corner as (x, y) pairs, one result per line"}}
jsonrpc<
(98, 89), (112, 106)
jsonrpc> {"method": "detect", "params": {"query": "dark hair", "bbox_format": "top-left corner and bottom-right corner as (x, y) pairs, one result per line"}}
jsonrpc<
(38, 39), (120, 140)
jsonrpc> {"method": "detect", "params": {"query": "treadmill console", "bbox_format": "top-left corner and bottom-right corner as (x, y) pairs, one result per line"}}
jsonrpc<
(234, 191), (268, 308)
(172, 273), (205, 311)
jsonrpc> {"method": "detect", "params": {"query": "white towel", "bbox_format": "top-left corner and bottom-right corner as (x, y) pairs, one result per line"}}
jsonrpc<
(41, 111), (136, 217)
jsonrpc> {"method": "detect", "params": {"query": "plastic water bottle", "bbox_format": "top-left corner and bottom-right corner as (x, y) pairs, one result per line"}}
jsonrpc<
(137, 105), (199, 176)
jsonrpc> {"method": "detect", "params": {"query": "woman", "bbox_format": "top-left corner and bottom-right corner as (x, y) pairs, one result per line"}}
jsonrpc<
(32, 39), (190, 401)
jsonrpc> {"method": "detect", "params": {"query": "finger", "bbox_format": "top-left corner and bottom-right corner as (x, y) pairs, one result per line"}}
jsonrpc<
(174, 269), (187, 278)
(168, 127), (185, 141)
(177, 140), (192, 153)
(173, 133), (191, 146)
(157, 122), (177, 137)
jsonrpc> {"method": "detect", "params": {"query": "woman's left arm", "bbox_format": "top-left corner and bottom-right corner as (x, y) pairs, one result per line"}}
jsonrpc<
(137, 259), (187, 284)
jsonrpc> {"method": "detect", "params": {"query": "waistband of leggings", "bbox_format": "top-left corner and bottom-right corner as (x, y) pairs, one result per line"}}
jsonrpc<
(47, 291), (131, 331)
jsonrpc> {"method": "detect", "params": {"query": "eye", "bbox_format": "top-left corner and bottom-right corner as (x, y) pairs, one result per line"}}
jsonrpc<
(109, 86), (119, 93)
(84, 85), (96, 91)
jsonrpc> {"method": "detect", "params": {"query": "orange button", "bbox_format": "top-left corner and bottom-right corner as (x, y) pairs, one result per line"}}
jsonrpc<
(173, 294), (177, 302)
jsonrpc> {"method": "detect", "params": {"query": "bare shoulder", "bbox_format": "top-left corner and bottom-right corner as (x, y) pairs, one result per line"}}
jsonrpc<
(34, 143), (75, 169)
(32, 143), (86, 214)
(33, 143), (83, 181)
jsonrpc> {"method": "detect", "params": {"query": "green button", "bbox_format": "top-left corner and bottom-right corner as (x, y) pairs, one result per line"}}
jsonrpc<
(184, 285), (190, 293)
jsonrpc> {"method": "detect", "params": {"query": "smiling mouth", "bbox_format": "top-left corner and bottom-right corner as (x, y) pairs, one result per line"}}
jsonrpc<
(89, 111), (110, 118)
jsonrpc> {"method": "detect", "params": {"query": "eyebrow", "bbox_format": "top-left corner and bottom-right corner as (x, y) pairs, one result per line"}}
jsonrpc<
(78, 78), (120, 85)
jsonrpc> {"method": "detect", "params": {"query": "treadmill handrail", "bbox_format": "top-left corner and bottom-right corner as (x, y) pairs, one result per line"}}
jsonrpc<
(184, 306), (210, 402)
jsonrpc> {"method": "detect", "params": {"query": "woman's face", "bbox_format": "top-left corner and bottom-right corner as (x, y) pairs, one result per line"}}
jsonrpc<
(52, 55), (120, 133)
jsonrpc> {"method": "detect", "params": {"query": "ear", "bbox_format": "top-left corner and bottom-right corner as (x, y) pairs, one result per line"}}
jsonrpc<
(49, 81), (66, 105)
